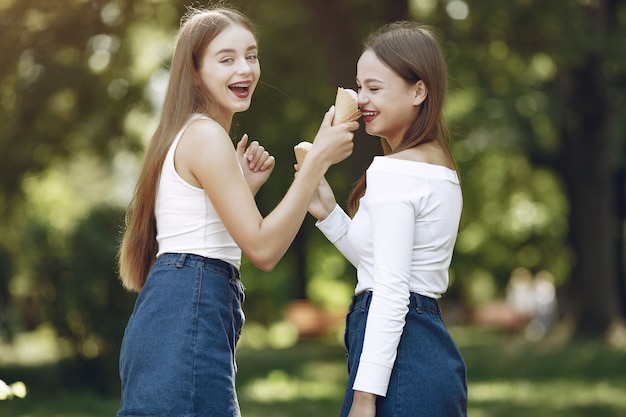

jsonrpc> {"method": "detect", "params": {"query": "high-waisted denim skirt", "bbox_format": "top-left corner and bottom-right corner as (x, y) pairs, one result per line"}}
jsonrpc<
(340, 291), (467, 417)
(117, 253), (245, 417)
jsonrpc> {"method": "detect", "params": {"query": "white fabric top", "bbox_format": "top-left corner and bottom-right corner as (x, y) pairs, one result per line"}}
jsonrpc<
(155, 114), (241, 269)
(316, 156), (462, 396)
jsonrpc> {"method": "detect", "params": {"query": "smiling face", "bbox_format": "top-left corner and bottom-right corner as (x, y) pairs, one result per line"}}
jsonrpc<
(356, 49), (426, 149)
(197, 23), (260, 128)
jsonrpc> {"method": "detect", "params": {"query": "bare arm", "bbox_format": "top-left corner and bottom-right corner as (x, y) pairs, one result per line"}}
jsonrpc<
(177, 108), (357, 271)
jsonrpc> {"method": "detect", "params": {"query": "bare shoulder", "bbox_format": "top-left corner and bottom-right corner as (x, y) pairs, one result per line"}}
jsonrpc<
(181, 118), (230, 148)
(177, 118), (235, 163)
(387, 142), (455, 170)
(175, 117), (238, 187)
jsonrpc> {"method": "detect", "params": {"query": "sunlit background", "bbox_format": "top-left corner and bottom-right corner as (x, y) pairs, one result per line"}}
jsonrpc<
(1, 0), (625, 416)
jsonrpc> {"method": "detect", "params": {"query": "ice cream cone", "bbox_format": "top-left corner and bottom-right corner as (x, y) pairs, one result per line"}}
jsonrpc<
(332, 87), (360, 126)
(294, 141), (312, 166)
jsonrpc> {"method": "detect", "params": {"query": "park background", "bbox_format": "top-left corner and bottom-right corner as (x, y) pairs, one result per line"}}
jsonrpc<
(1, 0), (625, 415)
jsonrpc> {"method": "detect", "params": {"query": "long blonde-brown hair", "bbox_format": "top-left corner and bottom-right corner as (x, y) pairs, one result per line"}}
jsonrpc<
(118, 7), (257, 291)
(347, 21), (456, 216)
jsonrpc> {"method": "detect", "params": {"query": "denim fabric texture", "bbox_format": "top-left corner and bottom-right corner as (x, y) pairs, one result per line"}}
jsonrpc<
(117, 253), (245, 417)
(340, 291), (467, 417)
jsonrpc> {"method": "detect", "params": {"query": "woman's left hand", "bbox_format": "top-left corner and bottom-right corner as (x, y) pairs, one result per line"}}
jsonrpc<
(307, 175), (337, 221)
(237, 134), (275, 195)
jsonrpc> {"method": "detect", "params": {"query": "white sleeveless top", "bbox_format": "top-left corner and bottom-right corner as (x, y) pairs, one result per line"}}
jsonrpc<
(155, 114), (241, 269)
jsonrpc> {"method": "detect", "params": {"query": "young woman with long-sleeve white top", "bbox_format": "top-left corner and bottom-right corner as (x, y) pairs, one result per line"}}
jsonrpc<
(306, 21), (467, 417)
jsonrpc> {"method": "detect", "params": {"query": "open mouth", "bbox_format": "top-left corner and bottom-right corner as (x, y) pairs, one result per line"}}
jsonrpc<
(229, 82), (251, 98)
(361, 110), (378, 122)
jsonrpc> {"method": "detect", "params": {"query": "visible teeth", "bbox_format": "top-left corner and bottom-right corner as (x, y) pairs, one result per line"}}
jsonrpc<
(231, 84), (249, 88)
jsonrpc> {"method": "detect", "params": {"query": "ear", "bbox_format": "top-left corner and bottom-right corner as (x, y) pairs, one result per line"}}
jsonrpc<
(412, 80), (428, 106)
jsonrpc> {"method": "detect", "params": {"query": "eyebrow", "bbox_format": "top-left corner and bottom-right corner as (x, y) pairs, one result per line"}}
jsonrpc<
(357, 78), (384, 84)
(215, 45), (258, 55)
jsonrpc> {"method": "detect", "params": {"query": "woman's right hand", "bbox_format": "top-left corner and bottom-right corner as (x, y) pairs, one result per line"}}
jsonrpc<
(348, 391), (377, 417)
(308, 106), (358, 167)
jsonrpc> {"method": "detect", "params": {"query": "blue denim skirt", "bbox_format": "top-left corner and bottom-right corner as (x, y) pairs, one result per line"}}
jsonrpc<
(340, 291), (467, 417)
(117, 253), (245, 417)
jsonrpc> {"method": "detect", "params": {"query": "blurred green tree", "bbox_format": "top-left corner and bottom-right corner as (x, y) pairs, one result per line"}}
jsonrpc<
(0, 0), (175, 389)
(0, 2), (624, 391)
(276, 0), (626, 337)
(436, 0), (626, 337)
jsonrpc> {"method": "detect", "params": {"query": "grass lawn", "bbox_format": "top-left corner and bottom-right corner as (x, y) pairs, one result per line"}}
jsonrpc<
(2, 326), (626, 416)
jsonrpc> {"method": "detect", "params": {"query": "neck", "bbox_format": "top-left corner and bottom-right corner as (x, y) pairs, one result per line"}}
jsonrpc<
(211, 112), (233, 133)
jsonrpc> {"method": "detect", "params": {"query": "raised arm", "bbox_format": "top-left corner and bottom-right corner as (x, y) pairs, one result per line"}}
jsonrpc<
(177, 108), (358, 271)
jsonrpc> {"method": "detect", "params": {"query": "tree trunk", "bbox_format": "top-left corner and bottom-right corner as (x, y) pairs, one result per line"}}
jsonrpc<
(557, 0), (623, 337)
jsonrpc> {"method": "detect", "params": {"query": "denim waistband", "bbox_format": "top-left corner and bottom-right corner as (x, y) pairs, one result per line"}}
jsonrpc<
(351, 290), (440, 315)
(156, 253), (240, 279)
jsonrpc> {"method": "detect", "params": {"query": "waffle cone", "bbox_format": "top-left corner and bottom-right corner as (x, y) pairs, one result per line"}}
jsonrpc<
(294, 141), (312, 166)
(332, 87), (360, 126)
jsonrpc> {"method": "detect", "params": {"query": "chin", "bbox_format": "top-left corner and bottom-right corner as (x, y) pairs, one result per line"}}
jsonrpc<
(365, 126), (381, 138)
(232, 103), (252, 113)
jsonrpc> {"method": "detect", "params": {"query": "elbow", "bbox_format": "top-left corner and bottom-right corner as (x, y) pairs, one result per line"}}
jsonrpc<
(256, 261), (276, 272)
(250, 257), (278, 272)
(246, 249), (280, 272)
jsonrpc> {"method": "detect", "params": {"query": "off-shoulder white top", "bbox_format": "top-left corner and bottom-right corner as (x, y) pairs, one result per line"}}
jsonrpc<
(316, 156), (462, 396)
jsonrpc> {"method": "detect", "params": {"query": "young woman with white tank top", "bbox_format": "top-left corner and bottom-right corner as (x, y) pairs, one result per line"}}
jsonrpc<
(116, 7), (358, 417)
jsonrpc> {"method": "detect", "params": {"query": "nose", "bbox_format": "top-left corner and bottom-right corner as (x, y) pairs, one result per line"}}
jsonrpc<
(357, 91), (368, 107)
(236, 57), (252, 75)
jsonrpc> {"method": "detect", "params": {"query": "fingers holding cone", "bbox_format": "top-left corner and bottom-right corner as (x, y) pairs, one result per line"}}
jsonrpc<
(294, 87), (359, 166)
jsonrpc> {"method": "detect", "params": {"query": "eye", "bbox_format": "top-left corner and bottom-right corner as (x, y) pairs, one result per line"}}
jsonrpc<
(246, 54), (258, 61)
(220, 57), (234, 64)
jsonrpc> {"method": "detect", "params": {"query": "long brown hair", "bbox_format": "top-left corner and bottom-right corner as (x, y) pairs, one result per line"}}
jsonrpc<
(118, 7), (257, 291)
(347, 21), (456, 216)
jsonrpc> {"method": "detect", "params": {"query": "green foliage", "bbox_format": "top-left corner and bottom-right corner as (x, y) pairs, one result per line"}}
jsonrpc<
(61, 207), (135, 358)
(11, 205), (135, 362)
(0, 0), (624, 395)
(452, 146), (574, 302)
(0, 0), (147, 194)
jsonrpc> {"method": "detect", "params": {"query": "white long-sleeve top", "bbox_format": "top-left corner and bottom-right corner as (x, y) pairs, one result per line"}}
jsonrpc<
(316, 156), (462, 396)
